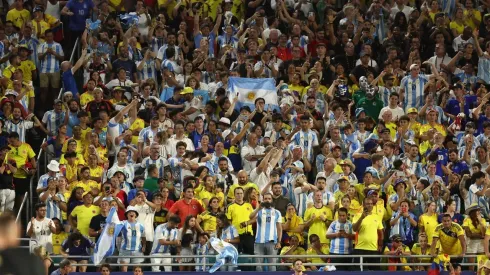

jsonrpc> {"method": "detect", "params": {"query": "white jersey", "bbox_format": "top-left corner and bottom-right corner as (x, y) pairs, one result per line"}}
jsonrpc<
(27, 218), (53, 252)
(107, 163), (135, 184)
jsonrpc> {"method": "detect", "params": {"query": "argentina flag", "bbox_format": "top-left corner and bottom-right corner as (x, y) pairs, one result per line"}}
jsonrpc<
(228, 77), (279, 111)
(160, 87), (210, 104)
(208, 237), (238, 273)
(93, 207), (123, 265)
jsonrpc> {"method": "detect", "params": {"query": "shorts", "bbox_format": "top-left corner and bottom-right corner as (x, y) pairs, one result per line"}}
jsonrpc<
(117, 250), (144, 264)
(466, 238), (484, 254)
(39, 72), (60, 89)
(13, 177), (30, 196)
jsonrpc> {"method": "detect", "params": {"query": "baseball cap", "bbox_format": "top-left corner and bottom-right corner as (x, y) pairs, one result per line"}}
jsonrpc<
(219, 117), (230, 125)
(181, 86), (194, 95)
(407, 108), (418, 114)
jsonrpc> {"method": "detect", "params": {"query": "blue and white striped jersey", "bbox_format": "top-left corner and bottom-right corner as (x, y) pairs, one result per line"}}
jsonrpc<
(5, 119), (34, 142)
(120, 221), (145, 251)
(38, 42), (64, 73)
(41, 110), (65, 136)
(151, 223), (178, 254)
(140, 156), (169, 178)
(400, 74), (429, 109)
(326, 220), (353, 254)
(290, 130), (319, 162)
(41, 192), (65, 221)
(255, 208), (282, 244)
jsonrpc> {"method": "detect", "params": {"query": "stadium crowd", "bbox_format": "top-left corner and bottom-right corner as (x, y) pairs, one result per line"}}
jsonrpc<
(5, 0), (490, 273)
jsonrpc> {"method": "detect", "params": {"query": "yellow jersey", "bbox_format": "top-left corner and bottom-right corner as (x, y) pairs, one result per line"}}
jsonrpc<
(198, 211), (218, 233)
(227, 182), (259, 201)
(226, 202), (254, 235)
(9, 143), (35, 179)
(304, 205), (333, 244)
(80, 92), (94, 108)
(59, 152), (86, 166)
(61, 138), (83, 154)
(282, 215), (304, 244)
(411, 243), (432, 263)
(433, 222), (464, 255)
(6, 9), (31, 28)
(463, 217), (485, 235)
(419, 213), (439, 243)
(70, 180), (99, 193)
(89, 166), (104, 181)
(19, 59), (36, 82)
(352, 213), (383, 251)
(71, 204), (100, 236)
(306, 244), (330, 264)
(419, 123), (446, 137)
(129, 118), (145, 145)
(52, 231), (69, 255)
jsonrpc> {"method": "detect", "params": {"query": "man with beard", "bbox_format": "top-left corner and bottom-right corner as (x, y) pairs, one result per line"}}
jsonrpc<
(5, 107), (43, 142)
(216, 157), (237, 194)
(227, 170), (259, 203)
(270, 182), (290, 216)
(357, 85), (384, 122)
(249, 193), (282, 271)
(352, 197), (384, 270)
(307, 176), (336, 210)
(42, 99), (66, 136)
(111, 45), (138, 82)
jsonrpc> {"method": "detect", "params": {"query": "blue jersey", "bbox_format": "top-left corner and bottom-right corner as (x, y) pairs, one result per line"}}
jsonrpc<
(66, 0), (94, 31)
(62, 70), (78, 96)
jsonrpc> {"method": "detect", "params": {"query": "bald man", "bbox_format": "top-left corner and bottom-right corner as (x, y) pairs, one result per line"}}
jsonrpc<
(226, 170), (259, 203)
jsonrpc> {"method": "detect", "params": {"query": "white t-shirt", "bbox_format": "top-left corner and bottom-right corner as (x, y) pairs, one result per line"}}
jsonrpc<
(379, 106), (405, 121)
(185, 97), (203, 122)
(134, 203), (156, 242)
(27, 218), (53, 253)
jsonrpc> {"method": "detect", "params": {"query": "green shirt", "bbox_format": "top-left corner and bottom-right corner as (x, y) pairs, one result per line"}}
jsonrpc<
(357, 97), (384, 122)
(144, 177), (159, 193)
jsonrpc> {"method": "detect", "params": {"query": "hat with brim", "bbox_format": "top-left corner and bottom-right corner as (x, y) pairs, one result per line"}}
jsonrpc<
(465, 203), (482, 215)
(125, 206), (139, 218)
(337, 176), (349, 183)
(180, 86), (194, 95)
(82, 191), (92, 198)
(47, 160), (60, 172)
(339, 159), (356, 171)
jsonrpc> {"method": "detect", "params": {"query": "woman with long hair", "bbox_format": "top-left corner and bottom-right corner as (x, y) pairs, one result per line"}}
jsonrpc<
(206, 120), (222, 147)
(60, 231), (93, 272)
(438, 198), (463, 224)
(463, 204), (485, 270)
(418, 201), (439, 244)
(450, 7), (465, 37)
(282, 203), (305, 245)
(178, 215), (198, 271)
(67, 187), (84, 217)
(196, 134), (214, 154)
(196, 197), (221, 237)
(244, 187), (259, 209)
(411, 232), (432, 271)
(186, 76), (201, 90)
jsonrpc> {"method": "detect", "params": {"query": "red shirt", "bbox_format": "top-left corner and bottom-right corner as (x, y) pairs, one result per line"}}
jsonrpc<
(277, 46), (292, 61)
(169, 198), (204, 227)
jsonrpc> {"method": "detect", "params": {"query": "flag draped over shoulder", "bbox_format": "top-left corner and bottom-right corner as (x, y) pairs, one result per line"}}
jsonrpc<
(92, 207), (123, 265)
(228, 77), (279, 111)
(160, 87), (210, 105)
(208, 237), (238, 273)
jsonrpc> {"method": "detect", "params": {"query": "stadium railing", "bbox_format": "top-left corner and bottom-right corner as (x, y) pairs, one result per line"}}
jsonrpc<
(49, 254), (478, 270)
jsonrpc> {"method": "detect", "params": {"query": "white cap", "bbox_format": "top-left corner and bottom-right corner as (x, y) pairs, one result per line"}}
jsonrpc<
(219, 117), (231, 125)
(222, 129), (234, 139)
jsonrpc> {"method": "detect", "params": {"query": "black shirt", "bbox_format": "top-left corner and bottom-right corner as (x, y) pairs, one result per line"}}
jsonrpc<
(89, 214), (108, 243)
(272, 195), (290, 217)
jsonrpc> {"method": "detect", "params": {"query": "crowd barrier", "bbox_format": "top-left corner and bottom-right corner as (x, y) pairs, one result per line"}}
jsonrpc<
(69, 272), (475, 275)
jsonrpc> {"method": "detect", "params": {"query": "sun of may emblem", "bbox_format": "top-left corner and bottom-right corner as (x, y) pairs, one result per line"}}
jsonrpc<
(108, 225), (115, 236)
(247, 91), (256, 100)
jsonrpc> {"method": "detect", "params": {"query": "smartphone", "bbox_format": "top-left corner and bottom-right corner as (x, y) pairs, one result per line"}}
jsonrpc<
(396, 171), (405, 177)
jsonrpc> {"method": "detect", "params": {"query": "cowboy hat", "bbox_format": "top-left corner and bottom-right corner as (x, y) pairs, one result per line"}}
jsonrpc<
(339, 159), (356, 171)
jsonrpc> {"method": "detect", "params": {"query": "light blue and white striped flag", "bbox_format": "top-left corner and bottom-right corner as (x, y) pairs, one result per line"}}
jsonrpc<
(93, 207), (123, 265)
(209, 237), (238, 273)
(228, 77), (279, 111)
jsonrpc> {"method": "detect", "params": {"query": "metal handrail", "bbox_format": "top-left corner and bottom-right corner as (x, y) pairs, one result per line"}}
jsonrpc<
(16, 191), (28, 222)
